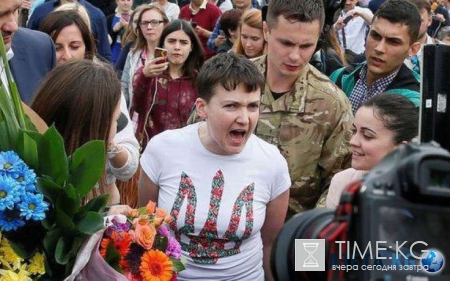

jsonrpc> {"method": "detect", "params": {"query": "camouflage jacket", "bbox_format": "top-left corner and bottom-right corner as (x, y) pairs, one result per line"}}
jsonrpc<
(252, 55), (353, 213)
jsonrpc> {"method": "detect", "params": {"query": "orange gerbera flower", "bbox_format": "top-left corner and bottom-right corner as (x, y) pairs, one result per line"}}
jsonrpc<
(100, 238), (112, 258)
(140, 250), (173, 281)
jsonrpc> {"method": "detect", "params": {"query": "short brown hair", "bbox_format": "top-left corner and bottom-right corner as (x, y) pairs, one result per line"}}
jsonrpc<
(197, 52), (265, 103)
(266, 0), (325, 30)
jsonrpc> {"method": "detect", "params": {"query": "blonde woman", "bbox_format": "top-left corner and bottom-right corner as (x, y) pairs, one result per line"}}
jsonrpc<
(233, 9), (266, 58)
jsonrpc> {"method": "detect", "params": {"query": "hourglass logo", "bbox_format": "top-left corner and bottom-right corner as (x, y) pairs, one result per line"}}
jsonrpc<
(295, 239), (326, 271)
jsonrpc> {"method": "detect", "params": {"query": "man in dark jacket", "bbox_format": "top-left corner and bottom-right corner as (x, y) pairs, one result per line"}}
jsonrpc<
(331, 0), (421, 114)
(0, 0), (56, 104)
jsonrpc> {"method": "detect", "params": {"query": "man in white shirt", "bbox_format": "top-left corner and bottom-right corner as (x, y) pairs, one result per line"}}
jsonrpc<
(334, 0), (373, 55)
(209, 0), (233, 12)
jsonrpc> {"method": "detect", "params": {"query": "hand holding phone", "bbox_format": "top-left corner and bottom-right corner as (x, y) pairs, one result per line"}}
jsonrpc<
(121, 13), (130, 23)
(154, 47), (168, 61)
(343, 15), (353, 25)
(143, 50), (169, 77)
(219, 30), (226, 37)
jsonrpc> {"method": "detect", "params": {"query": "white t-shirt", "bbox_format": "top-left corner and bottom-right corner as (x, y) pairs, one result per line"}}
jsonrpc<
(338, 8), (373, 55)
(141, 123), (291, 281)
(162, 2), (180, 21)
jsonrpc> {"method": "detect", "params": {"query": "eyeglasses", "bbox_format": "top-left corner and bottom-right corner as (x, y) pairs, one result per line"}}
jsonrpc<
(139, 20), (165, 27)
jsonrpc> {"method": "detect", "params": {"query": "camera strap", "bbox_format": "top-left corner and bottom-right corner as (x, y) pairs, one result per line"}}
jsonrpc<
(318, 180), (363, 281)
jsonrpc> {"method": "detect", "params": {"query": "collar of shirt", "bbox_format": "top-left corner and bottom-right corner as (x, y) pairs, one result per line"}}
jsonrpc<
(1, 48), (15, 97)
(189, 0), (207, 15)
(349, 64), (399, 113)
(6, 48), (14, 61)
(359, 64), (399, 92)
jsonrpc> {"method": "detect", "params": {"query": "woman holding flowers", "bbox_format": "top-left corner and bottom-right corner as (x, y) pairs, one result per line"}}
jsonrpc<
(138, 53), (291, 280)
(31, 60), (134, 206)
(38, 10), (140, 208)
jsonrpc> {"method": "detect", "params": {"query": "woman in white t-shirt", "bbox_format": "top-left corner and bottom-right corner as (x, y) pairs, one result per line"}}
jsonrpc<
(138, 52), (291, 280)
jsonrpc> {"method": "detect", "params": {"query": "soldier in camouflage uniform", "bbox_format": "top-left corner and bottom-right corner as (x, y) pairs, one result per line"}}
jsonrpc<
(257, 0), (354, 214)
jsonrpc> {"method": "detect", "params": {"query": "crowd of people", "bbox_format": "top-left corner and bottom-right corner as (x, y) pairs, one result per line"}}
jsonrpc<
(1, 0), (441, 279)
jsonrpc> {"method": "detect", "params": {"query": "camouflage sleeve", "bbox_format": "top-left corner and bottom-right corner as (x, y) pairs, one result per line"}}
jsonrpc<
(318, 95), (353, 184)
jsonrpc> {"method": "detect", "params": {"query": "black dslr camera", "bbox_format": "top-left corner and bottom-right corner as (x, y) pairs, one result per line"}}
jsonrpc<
(272, 142), (450, 281)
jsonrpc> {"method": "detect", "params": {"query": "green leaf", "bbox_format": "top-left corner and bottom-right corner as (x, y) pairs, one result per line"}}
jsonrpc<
(155, 236), (168, 252)
(69, 141), (105, 198)
(37, 176), (64, 202)
(55, 236), (73, 265)
(0, 121), (11, 151)
(15, 129), (39, 169)
(54, 207), (76, 232)
(104, 241), (122, 273)
(42, 209), (55, 230)
(38, 126), (69, 185)
(0, 83), (19, 148)
(43, 228), (62, 255)
(170, 257), (186, 272)
(75, 212), (105, 235)
(84, 194), (109, 213)
(55, 184), (80, 217)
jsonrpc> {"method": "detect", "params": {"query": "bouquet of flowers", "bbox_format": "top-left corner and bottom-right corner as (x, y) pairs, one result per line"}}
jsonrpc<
(101, 201), (185, 281)
(0, 34), (108, 279)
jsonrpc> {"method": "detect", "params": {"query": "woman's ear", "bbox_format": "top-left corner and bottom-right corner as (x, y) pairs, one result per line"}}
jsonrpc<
(263, 21), (269, 41)
(195, 98), (208, 119)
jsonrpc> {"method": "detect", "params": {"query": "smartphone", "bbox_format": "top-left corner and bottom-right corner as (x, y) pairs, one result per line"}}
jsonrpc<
(343, 15), (353, 24)
(191, 21), (198, 28)
(219, 30), (225, 37)
(121, 13), (130, 22)
(154, 47), (168, 61)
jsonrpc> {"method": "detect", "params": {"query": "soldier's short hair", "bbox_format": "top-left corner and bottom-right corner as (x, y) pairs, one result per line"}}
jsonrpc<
(266, 0), (325, 30)
(374, 0), (421, 44)
(408, 0), (431, 14)
(197, 52), (265, 103)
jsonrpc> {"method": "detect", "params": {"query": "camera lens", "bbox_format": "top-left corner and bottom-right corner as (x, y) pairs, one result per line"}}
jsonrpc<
(271, 209), (334, 281)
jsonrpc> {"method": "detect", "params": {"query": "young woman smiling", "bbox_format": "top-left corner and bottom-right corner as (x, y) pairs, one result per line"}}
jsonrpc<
(326, 94), (419, 208)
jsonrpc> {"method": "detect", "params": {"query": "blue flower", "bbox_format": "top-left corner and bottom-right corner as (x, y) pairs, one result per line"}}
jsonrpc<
(14, 165), (37, 192)
(18, 193), (49, 221)
(0, 209), (25, 231)
(0, 151), (25, 177)
(0, 175), (20, 211)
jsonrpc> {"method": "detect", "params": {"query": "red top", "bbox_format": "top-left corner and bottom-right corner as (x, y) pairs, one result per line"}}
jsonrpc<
(179, 3), (222, 59)
(132, 66), (197, 148)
